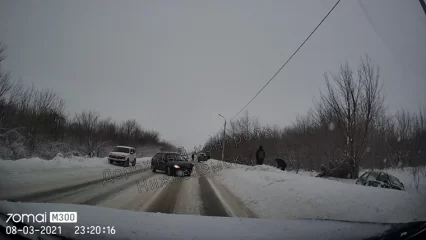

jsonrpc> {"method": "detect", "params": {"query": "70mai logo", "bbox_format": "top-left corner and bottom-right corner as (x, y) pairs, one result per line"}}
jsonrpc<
(6, 212), (77, 223)
(6, 213), (48, 223)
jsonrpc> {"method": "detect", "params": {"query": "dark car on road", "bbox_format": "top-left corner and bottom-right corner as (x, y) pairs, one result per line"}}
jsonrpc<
(151, 152), (194, 177)
(355, 170), (405, 191)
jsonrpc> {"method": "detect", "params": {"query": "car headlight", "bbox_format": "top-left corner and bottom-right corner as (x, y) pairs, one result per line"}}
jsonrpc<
(173, 165), (180, 168)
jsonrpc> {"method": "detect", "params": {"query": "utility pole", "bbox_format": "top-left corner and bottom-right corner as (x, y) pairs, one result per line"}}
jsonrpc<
(218, 114), (226, 161)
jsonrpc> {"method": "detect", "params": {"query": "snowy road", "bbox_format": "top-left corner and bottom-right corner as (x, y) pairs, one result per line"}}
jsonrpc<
(0, 158), (255, 218)
(1, 156), (425, 224)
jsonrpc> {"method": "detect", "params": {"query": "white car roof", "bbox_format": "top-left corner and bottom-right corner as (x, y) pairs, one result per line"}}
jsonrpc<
(116, 146), (133, 149)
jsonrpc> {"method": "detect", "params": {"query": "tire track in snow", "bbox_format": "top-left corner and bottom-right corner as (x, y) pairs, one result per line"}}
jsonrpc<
(141, 170), (257, 218)
(198, 176), (229, 217)
(80, 171), (155, 205)
(100, 173), (176, 211)
(5, 170), (152, 204)
(144, 177), (184, 213)
(172, 176), (203, 215)
(4, 177), (109, 202)
(202, 176), (257, 218)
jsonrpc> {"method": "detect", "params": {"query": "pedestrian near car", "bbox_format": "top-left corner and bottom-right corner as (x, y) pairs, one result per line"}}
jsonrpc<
(276, 158), (287, 171)
(255, 145), (265, 165)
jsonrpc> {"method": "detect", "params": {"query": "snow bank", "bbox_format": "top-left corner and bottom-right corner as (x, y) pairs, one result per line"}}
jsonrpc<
(0, 156), (152, 172)
(241, 164), (426, 195)
(0, 157), (152, 199)
(0, 156), (111, 171)
(207, 159), (426, 223)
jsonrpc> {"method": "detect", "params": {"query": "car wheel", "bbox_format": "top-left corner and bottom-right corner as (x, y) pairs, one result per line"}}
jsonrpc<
(151, 166), (156, 173)
(125, 159), (130, 167)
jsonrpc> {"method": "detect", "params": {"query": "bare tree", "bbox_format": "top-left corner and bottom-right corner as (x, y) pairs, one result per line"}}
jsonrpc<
(141, 129), (160, 144)
(0, 43), (11, 101)
(385, 107), (426, 168)
(319, 56), (384, 178)
(0, 43), (12, 131)
(0, 43), (175, 159)
(199, 56), (423, 174)
(120, 119), (139, 141)
(74, 110), (100, 154)
(412, 107), (426, 166)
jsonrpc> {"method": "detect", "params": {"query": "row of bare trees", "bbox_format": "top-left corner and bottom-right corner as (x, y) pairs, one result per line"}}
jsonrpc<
(68, 112), (172, 158)
(0, 43), (175, 160)
(203, 56), (425, 178)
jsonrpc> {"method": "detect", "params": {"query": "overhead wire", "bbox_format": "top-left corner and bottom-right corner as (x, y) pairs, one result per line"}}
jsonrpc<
(231, 0), (341, 120)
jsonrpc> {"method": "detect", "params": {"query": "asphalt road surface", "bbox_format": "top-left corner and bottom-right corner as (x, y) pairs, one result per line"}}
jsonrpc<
(2, 163), (256, 218)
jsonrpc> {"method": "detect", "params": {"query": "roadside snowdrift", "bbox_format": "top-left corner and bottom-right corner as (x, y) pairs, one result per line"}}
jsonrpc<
(0, 156), (111, 171)
(206, 159), (426, 223)
(0, 156), (151, 199)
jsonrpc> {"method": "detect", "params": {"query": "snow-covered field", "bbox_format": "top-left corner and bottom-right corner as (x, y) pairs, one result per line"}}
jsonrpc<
(207, 159), (426, 223)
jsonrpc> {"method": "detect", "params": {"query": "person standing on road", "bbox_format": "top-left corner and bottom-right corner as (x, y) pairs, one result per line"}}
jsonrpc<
(191, 153), (194, 162)
(255, 145), (265, 165)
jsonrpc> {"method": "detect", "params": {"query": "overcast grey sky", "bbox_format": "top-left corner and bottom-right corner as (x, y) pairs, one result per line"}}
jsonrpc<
(1, 0), (425, 150)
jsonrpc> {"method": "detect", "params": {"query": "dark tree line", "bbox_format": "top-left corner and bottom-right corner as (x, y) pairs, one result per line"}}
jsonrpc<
(203, 56), (425, 178)
(0, 43), (175, 160)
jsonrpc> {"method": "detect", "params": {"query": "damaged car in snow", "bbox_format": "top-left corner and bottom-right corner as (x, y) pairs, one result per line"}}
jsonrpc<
(355, 170), (405, 191)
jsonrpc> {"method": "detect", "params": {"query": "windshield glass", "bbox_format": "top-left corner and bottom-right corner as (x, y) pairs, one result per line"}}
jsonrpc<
(166, 154), (184, 161)
(113, 147), (130, 153)
(367, 171), (379, 181)
(389, 175), (401, 184)
(1, 1), (425, 239)
(359, 172), (369, 179)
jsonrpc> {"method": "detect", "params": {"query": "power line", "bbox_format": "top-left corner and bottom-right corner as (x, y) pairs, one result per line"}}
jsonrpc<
(420, 0), (426, 16)
(231, 0), (341, 120)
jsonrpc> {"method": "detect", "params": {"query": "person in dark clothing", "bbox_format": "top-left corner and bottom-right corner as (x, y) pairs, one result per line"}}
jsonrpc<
(275, 158), (287, 171)
(255, 145), (265, 165)
(191, 154), (194, 162)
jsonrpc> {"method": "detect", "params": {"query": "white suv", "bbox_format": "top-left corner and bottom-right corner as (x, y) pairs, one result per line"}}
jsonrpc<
(108, 146), (136, 167)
